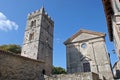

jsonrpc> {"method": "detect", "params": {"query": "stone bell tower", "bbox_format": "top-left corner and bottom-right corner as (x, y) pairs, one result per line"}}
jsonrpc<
(21, 7), (54, 75)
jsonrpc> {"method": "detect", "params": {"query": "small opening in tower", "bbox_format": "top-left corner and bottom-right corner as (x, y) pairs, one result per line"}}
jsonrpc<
(33, 20), (36, 26)
(29, 33), (34, 40)
(30, 20), (36, 27)
(31, 21), (34, 27)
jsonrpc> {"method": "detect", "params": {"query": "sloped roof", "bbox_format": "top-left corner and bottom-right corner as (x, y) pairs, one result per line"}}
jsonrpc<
(64, 29), (105, 45)
(102, 0), (114, 41)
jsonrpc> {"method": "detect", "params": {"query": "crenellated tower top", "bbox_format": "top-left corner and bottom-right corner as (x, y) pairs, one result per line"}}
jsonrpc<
(27, 7), (54, 25)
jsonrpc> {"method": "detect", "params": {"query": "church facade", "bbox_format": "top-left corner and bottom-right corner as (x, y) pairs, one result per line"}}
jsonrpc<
(64, 29), (113, 80)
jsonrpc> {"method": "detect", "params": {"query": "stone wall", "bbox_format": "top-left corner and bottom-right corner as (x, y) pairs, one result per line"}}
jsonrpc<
(64, 30), (114, 80)
(0, 50), (44, 80)
(44, 72), (99, 80)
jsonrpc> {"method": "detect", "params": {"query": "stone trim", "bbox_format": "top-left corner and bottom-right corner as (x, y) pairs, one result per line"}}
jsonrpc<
(64, 29), (105, 45)
(65, 36), (105, 45)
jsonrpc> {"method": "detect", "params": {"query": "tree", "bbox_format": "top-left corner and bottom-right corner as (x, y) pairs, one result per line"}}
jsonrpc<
(52, 66), (67, 74)
(0, 44), (21, 54)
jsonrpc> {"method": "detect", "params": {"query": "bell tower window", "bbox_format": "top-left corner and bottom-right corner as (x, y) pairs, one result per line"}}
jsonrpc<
(34, 20), (36, 26)
(31, 21), (34, 27)
(30, 20), (36, 27)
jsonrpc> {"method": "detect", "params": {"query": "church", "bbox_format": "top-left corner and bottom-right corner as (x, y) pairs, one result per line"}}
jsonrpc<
(0, 0), (119, 80)
(64, 29), (113, 80)
(0, 7), (114, 80)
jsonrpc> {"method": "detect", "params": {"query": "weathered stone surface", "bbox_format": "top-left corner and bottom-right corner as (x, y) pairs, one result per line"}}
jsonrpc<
(21, 7), (54, 75)
(45, 72), (99, 80)
(102, 0), (120, 78)
(0, 50), (44, 80)
(64, 29), (114, 80)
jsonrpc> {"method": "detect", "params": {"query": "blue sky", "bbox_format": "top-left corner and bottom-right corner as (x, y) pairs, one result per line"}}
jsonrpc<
(0, 0), (118, 69)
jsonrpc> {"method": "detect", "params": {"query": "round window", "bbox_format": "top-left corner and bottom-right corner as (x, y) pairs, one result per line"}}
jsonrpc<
(81, 43), (87, 49)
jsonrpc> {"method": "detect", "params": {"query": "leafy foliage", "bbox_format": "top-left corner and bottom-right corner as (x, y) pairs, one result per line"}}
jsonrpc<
(52, 66), (67, 74)
(0, 44), (21, 54)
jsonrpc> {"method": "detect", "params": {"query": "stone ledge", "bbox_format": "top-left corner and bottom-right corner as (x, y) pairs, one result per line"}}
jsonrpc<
(45, 72), (99, 80)
(0, 50), (44, 63)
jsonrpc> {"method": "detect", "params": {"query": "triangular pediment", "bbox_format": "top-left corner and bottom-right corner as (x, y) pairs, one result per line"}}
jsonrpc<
(64, 29), (105, 44)
(80, 56), (92, 61)
(72, 33), (100, 42)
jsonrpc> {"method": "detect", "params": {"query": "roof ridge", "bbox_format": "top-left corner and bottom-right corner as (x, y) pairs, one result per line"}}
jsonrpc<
(64, 29), (105, 45)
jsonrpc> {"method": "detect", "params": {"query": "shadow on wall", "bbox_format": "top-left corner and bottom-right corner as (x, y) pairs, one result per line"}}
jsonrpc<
(67, 44), (91, 73)
(67, 43), (109, 80)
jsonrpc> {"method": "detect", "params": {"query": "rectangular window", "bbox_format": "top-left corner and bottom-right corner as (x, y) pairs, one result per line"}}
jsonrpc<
(30, 20), (36, 27)
(83, 63), (91, 72)
(29, 33), (34, 40)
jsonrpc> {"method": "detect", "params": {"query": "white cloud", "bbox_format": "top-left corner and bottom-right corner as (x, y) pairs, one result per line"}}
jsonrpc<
(55, 38), (62, 44)
(0, 12), (18, 31)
